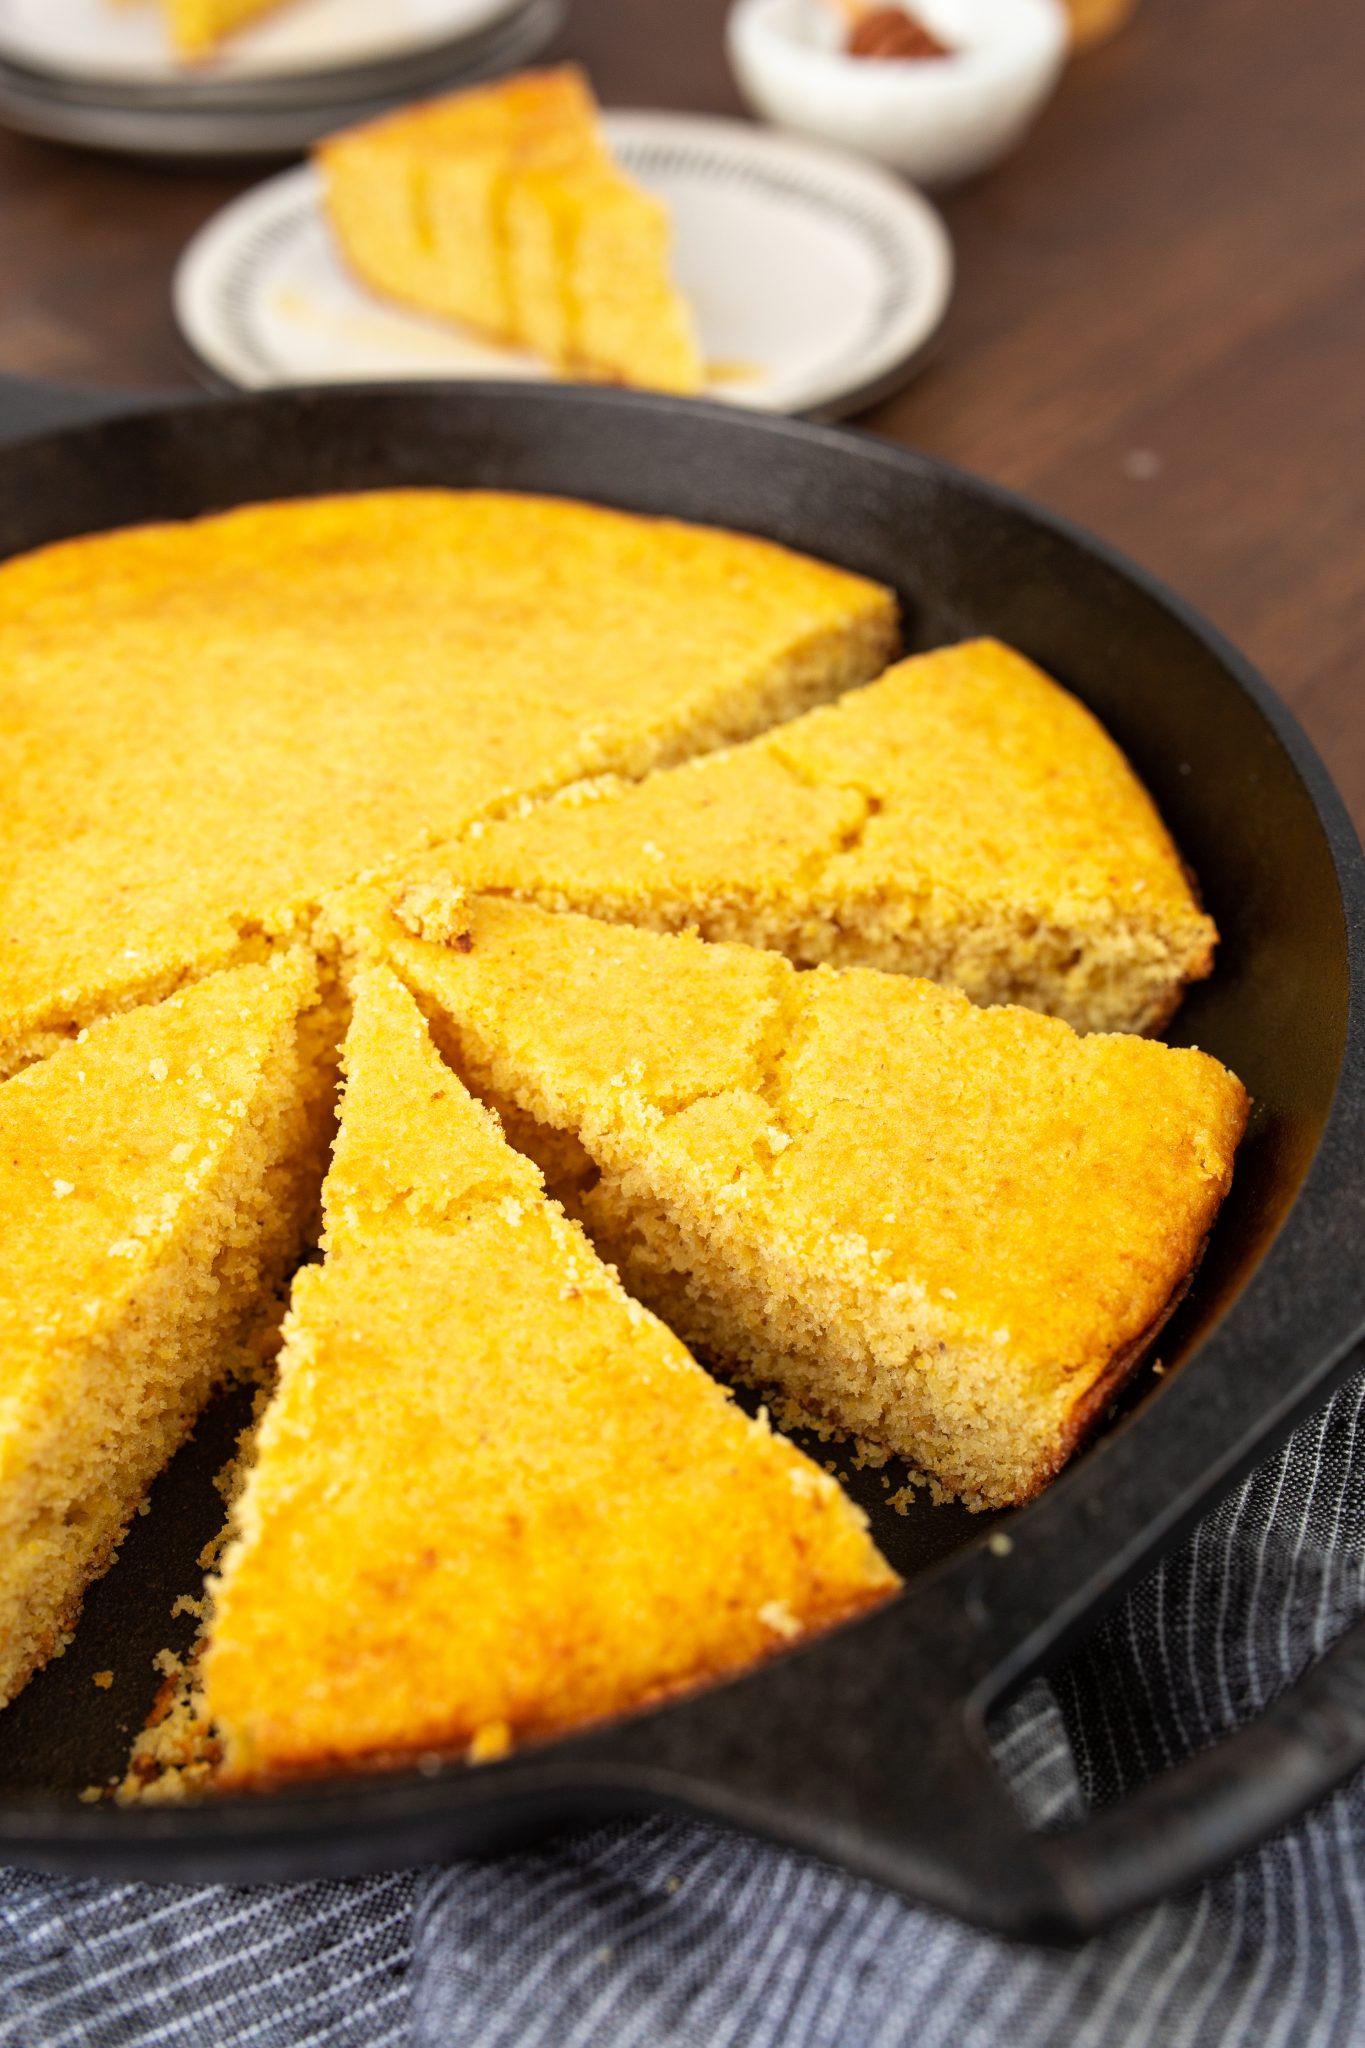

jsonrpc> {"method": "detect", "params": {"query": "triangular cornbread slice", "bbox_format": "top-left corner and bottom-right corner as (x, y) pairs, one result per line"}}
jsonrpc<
(405, 639), (1215, 1034)
(318, 69), (704, 392)
(0, 953), (335, 1708)
(203, 968), (895, 1783)
(0, 489), (895, 1078)
(355, 893), (1249, 1511)
(317, 71), (600, 344)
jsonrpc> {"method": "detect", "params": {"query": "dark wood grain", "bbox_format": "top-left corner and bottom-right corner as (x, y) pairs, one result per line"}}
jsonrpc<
(1, 0), (1362, 818)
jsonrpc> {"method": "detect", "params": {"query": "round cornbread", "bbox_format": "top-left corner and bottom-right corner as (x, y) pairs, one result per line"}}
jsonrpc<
(0, 486), (1247, 1780)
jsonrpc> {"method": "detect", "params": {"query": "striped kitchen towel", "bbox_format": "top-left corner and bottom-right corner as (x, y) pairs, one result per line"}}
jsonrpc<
(4, 1359), (1365, 2048)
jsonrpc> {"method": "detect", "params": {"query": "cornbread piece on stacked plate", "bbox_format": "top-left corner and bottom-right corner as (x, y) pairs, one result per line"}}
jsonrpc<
(346, 891), (1247, 1511)
(401, 636), (1216, 1034)
(164, 0), (290, 60)
(318, 68), (705, 392)
(0, 954), (334, 1707)
(203, 968), (895, 1782)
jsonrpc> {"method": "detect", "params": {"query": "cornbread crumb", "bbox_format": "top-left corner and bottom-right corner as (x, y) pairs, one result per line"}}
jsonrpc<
(468, 1722), (513, 1764)
(92, 1670), (113, 1689)
(204, 968), (895, 1784)
(119, 1384), (274, 1804)
(118, 1647), (219, 1805)
(375, 895), (1248, 1510)
(757, 1601), (801, 1640)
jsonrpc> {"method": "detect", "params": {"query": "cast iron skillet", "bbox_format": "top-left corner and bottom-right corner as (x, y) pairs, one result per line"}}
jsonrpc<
(0, 378), (1363, 1940)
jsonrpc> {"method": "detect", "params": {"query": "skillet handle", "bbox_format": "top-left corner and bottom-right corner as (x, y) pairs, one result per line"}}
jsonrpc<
(589, 1578), (1365, 1941)
(821, 1603), (1365, 1938)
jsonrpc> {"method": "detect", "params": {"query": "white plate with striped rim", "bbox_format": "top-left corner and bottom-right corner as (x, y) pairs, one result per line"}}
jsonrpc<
(173, 110), (954, 418)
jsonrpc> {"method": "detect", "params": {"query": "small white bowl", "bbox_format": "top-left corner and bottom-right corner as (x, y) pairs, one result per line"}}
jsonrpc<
(726, 0), (1069, 187)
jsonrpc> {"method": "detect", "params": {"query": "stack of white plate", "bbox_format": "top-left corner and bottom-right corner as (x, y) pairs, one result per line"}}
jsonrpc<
(0, 0), (565, 159)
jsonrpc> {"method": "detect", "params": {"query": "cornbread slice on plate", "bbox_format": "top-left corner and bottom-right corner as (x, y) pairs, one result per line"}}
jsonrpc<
(0, 488), (895, 1078)
(317, 71), (599, 346)
(404, 639), (1215, 1035)
(318, 68), (704, 392)
(203, 967), (895, 1785)
(0, 952), (335, 1709)
(359, 893), (1249, 1511)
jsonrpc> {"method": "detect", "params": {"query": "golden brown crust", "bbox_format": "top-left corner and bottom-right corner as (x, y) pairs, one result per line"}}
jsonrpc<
(213, 1582), (892, 1793)
(1030, 1260), (1202, 1501)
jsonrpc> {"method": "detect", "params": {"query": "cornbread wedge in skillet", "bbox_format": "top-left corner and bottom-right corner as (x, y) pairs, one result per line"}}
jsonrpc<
(0, 953), (334, 1709)
(353, 893), (1248, 1511)
(407, 639), (1215, 1035)
(203, 968), (895, 1784)
(0, 489), (895, 1079)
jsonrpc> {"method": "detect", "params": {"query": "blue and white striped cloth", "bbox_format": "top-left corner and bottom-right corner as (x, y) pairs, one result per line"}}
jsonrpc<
(5, 1361), (1365, 2048)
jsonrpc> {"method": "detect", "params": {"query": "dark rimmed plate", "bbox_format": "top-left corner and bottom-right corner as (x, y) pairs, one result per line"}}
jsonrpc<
(0, 0), (564, 159)
(0, 378), (1362, 1937)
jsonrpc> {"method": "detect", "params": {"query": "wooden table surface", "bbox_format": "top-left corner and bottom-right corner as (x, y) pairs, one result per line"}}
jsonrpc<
(0, 0), (1362, 818)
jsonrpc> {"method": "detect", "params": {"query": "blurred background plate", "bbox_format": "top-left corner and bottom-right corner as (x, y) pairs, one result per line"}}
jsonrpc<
(0, 0), (523, 87)
(0, 0), (561, 110)
(174, 110), (954, 413)
(0, 0), (563, 151)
